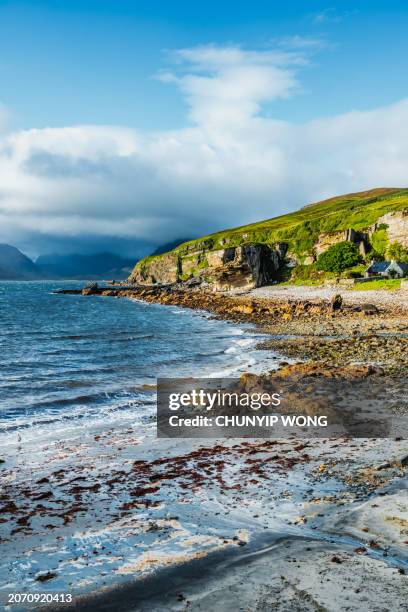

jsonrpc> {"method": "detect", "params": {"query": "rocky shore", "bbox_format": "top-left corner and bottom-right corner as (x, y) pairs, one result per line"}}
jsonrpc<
(29, 282), (406, 610)
(56, 282), (408, 424)
(60, 282), (408, 374)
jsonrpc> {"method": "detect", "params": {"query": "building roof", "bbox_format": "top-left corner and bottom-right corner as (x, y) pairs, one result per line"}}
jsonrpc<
(397, 262), (408, 273)
(366, 261), (390, 273)
(366, 261), (408, 274)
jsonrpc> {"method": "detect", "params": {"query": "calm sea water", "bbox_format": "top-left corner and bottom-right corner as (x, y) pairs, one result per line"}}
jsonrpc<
(0, 282), (275, 441)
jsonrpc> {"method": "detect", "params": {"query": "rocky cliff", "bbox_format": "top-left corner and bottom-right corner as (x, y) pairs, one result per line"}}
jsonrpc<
(129, 188), (408, 289)
(375, 209), (408, 248)
(130, 243), (286, 290)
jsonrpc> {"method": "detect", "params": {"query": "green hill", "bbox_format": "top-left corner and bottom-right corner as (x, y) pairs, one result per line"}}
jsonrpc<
(166, 188), (408, 256)
(130, 188), (408, 286)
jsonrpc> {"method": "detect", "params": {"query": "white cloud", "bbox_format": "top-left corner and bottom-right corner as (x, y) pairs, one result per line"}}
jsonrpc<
(0, 44), (408, 256)
(158, 44), (303, 127)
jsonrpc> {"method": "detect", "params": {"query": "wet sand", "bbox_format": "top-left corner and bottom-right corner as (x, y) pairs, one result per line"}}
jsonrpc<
(2, 424), (408, 611)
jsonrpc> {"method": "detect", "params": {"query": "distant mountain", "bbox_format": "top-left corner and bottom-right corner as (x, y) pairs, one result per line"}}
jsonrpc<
(0, 244), (42, 280)
(36, 252), (137, 280)
(0, 240), (192, 281)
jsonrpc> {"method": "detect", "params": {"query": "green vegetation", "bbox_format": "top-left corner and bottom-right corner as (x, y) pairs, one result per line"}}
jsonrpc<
(290, 263), (326, 282)
(132, 187), (408, 280)
(342, 265), (366, 279)
(351, 279), (401, 291)
(171, 188), (408, 257)
(385, 241), (408, 262)
(316, 241), (361, 274)
(371, 227), (388, 256)
(197, 256), (209, 269)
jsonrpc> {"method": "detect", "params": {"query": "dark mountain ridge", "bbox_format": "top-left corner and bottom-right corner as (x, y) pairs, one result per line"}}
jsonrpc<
(35, 252), (136, 280)
(0, 244), (42, 280)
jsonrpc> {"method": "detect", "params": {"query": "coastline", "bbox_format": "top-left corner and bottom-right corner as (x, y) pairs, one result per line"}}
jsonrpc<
(79, 284), (408, 609)
(75, 283), (408, 611)
(2, 283), (408, 610)
(59, 282), (408, 374)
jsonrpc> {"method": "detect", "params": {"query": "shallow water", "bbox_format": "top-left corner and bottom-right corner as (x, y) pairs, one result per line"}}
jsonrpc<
(0, 281), (277, 446)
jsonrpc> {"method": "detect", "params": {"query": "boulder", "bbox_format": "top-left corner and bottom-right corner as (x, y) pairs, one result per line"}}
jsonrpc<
(82, 282), (99, 295)
(360, 303), (379, 315)
(330, 294), (343, 311)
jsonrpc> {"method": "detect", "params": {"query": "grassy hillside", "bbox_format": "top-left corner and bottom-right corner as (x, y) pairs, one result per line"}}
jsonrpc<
(130, 188), (408, 282)
(138, 188), (408, 268)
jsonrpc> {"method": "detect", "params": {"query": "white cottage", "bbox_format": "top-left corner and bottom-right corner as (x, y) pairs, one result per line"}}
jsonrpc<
(365, 260), (408, 278)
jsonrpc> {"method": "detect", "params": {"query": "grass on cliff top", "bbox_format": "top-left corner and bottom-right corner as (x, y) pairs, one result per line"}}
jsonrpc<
(174, 187), (408, 255)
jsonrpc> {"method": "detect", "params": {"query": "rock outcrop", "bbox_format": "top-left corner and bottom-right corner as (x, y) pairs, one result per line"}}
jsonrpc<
(374, 210), (408, 248)
(209, 244), (283, 290)
(129, 243), (285, 290)
(314, 229), (368, 257)
(130, 252), (180, 285)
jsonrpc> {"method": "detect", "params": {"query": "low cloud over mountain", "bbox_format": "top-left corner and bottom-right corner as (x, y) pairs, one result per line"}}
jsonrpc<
(1, 44), (408, 255)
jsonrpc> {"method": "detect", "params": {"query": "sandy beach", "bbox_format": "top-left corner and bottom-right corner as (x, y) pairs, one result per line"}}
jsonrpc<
(2, 416), (408, 611)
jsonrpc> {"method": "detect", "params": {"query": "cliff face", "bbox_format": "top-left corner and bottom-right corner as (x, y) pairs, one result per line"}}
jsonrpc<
(376, 210), (408, 248)
(129, 189), (408, 289)
(314, 229), (368, 257)
(207, 244), (284, 290)
(130, 252), (180, 285)
(129, 244), (285, 289)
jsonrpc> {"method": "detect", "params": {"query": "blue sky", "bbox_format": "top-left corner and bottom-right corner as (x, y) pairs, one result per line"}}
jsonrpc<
(2, 0), (408, 129)
(0, 1), (408, 257)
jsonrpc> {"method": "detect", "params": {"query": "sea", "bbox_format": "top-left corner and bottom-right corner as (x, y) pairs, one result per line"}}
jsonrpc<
(0, 281), (278, 447)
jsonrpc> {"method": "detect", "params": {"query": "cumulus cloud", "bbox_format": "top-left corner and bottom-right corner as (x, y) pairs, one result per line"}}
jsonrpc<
(0, 43), (408, 257)
(158, 44), (303, 126)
